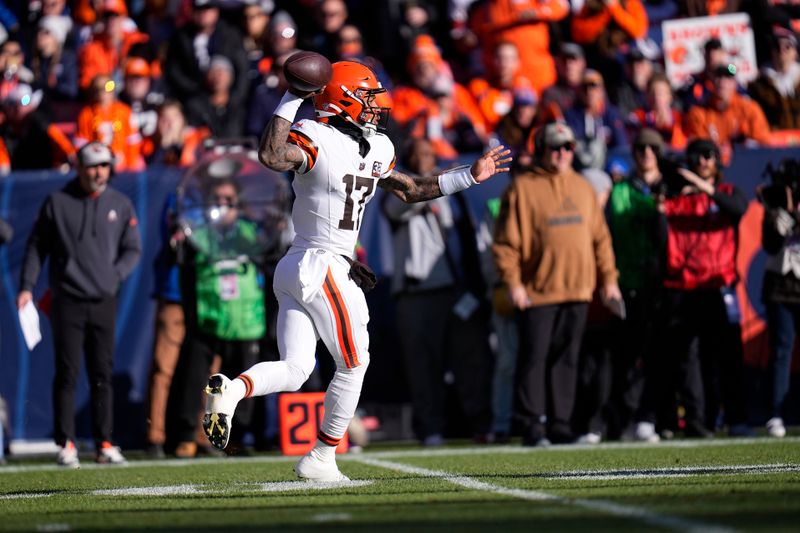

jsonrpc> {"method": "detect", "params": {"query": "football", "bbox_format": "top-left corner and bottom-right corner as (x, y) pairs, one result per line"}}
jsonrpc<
(283, 51), (333, 93)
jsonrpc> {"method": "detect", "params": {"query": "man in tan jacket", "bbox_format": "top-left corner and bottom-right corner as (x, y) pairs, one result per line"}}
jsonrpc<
(493, 122), (620, 446)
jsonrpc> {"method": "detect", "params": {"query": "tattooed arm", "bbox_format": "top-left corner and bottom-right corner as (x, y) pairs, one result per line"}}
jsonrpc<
(378, 169), (443, 203)
(257, 116), (305, 173)
(378, 145), (512, 203)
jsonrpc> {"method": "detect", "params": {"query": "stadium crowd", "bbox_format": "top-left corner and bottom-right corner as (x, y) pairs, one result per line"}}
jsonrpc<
(0, 0), (799, 461)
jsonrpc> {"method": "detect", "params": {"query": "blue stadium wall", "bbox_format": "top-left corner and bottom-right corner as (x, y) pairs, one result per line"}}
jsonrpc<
(1, 149), (798, 446)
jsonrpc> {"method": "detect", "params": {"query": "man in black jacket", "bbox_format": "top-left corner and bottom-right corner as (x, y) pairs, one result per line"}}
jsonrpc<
(760, 158), (800, 438)
(163, 0), (249, 110)
(16, 142), (141, 468)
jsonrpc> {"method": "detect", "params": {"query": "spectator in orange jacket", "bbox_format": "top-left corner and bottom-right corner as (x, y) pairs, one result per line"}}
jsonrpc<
(392, 35), (487, 160)
(77, 0), (150, 92)
(76, 74), (144, 172)
(572, 0), (648, 93)
(143, 100), (208, 167)
(572, 0), (648, 57)
(473, 0), (568, 94)
(469, 41), (534, 130)
(684, 64), (771, 158)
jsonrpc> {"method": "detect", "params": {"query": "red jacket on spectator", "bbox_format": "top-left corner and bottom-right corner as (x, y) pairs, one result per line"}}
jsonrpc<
(663, 183), (741, 290)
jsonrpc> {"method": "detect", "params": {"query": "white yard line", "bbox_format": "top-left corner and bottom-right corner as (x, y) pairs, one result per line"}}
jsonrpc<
(360, 436), (800, 459)
(547, 463), (800, 480)
(1, 436), (797, 475)
(351, 456), (736, 533)
(3, 480), (373, 500)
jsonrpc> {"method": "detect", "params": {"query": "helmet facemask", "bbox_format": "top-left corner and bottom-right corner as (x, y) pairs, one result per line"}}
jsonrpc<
(314, 61), (391, 138)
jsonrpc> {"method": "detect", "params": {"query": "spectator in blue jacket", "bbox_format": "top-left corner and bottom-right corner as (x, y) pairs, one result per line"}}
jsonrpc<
(565, 69), (628, 171)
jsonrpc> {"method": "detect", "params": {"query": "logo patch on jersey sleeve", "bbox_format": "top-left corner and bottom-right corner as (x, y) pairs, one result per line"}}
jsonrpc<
(371, 162), (382, 177)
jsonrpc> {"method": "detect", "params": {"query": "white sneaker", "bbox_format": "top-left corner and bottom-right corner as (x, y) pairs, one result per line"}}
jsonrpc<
(294, 452), (349, 483)
(576, 432), (602, 444)
(766, 417), (786, 438)
(203, 374), (239, 450)
(56, 441), (80, 469)
(96, 442), (127, 465)
(634, 422), (661, 443)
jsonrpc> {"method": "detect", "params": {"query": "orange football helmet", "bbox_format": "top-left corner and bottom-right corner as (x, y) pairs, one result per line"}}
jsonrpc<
(314, 61), (390, 137)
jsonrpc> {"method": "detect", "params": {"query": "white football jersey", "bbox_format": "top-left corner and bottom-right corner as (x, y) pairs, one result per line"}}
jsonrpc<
(287, 119), (396, 256)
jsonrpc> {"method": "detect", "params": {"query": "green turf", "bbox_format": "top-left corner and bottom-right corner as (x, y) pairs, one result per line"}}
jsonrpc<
(1, 438), (798, 531)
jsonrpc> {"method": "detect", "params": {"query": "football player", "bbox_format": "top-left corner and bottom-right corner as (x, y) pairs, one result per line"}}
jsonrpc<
(203, 60), (511, 481)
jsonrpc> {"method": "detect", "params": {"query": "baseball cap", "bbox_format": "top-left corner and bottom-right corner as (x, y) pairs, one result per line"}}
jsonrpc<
(633, 128), (665, 151)
(712, 63), (737, 78)
(606, 155), (630, 176)
(4, 84), (43, 109)
(208, 55), (234, 74)
(193, 0), (218, 9)
(772, 26), (798, 47)
(245, 0), (275, 13)
(582, 69), (604, 86)
(78, 142), (114, 167)
(542, 122), (575, 147)
(38, 15), (72, 46)
(124, 57), (151, 78)
(626, 46), (647, 62)
(704, 37), (723, 52)
(561, 42), (584, 59)
(98, 0), (128, 16)
(513, 87), (537, 106)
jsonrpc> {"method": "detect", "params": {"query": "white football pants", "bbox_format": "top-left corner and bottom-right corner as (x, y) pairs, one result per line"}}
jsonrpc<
(239, 249), (369, 445)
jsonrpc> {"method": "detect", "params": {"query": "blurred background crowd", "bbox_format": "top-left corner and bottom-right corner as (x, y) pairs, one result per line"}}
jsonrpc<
(0, 0), (799, 461)
(0, 0), (798, 173)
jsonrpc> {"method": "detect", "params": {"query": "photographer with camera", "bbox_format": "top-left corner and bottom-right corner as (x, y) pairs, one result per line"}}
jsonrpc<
(759, 158), (800, 438)
(654, 139), (752, 437)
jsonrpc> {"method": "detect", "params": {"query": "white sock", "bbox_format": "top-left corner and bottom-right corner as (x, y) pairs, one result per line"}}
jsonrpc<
(244, 360), (313, 396)
(229, 377), (247, 402)
(310, 440), (337, 463)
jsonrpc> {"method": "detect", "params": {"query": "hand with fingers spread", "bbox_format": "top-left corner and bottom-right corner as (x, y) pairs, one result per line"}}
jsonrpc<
(471, 145), (513, 184)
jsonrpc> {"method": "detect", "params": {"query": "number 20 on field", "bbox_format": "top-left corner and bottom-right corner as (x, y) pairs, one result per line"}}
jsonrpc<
(278, 392), (349, 455)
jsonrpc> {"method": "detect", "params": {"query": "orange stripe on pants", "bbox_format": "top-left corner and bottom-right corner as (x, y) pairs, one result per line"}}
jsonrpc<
(322, 267), (360, 368)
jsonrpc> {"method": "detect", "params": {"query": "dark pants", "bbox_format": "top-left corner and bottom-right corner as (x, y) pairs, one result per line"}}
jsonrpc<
(167, 330), (261, 445)
(767, 302), (800, 418)
(396, 288), (492, 440)
(517, 302), (589, 440)
(50, 294), (117, 448)
(641, 288), (747, 430)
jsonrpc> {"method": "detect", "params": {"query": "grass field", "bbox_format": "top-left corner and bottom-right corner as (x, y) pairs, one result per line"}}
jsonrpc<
(1, 437), (799, 532)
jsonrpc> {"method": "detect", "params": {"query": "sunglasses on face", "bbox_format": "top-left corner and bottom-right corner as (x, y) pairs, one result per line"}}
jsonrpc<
(697, 150), (716, 160)
(549, 142), (575, 152)
(214, 194), (238, 205)
(634, 143), (660, 154)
